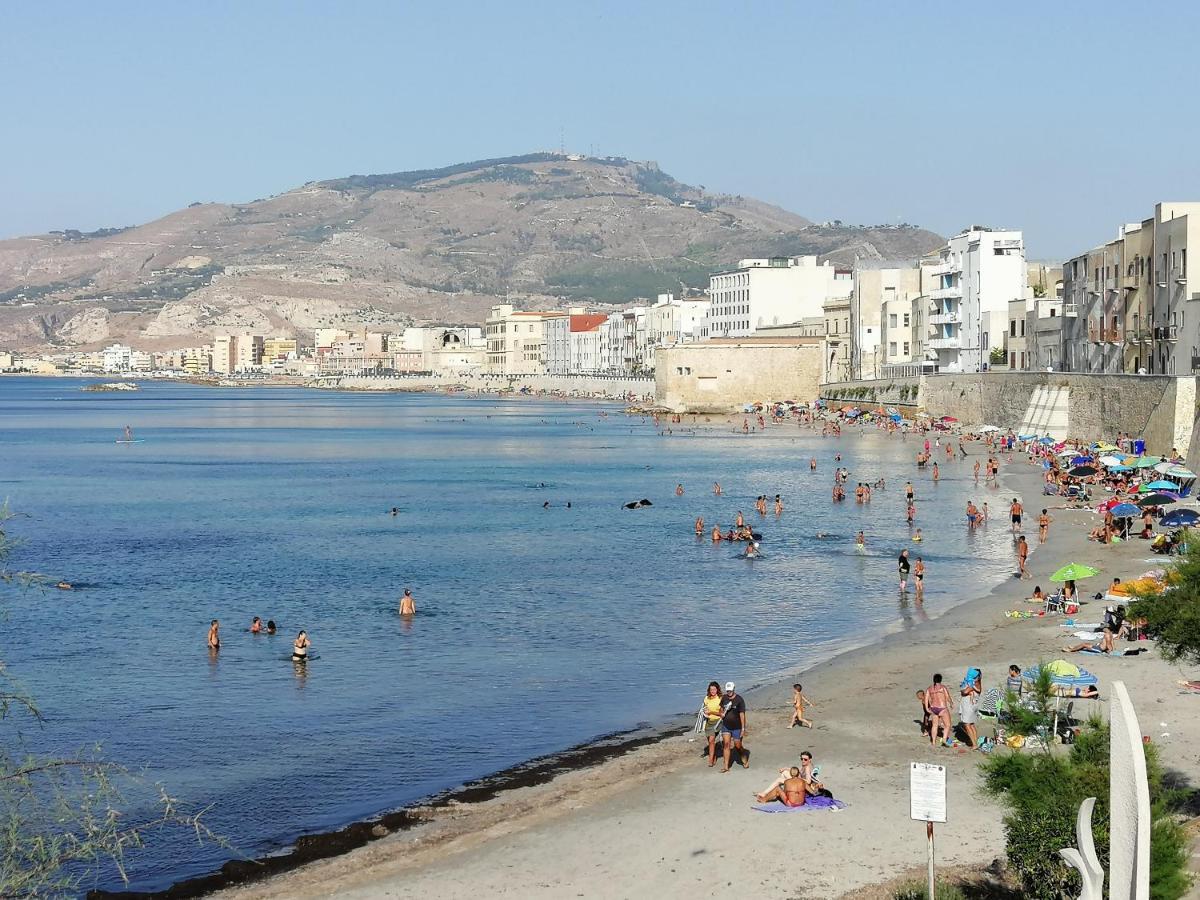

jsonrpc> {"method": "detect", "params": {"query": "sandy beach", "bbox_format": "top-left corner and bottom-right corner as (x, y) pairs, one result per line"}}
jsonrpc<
(199, 435), (1200, 900)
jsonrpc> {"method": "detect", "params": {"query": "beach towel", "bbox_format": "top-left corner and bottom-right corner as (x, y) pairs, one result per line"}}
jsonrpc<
(752, 796), (846, 813)
(1073, 631), (1104, 641)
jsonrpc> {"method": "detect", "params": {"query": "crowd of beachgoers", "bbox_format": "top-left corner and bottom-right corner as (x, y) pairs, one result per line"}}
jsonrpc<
(669, 402), (1194, 809)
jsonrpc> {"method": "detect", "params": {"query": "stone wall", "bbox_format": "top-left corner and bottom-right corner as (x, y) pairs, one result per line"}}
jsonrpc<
(819, 372), (1197, 457)
(315, 373), (655, 402)
(656, 342), (823, 412)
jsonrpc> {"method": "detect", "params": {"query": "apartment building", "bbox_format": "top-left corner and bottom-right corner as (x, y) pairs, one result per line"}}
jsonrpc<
(924, 228), (1026, 373)
(544, 311), (607, 375)
(484, 305), (565, 374)
(1060, 202), (1200, 375)
(879, 293), (926, 377)
(851, 263), (924, 379)
(702, 256), (851, 339)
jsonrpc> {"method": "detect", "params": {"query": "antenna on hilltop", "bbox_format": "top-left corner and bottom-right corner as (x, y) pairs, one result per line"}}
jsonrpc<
(559, 126), (565, 155)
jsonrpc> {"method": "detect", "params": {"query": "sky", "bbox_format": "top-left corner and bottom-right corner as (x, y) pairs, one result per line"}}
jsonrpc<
(2, 1), (1198, 260)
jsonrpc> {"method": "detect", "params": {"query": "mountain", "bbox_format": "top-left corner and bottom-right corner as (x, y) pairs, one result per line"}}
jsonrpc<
(0, 153), (944, 351)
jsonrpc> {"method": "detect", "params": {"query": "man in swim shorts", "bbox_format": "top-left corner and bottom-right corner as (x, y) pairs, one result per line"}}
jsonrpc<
(1010, 498), (1023, 533)
(719, 682), (749, 772)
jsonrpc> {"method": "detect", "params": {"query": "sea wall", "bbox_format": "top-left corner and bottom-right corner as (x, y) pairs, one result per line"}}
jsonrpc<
(818, 372), (1197, 457)
(655, 342), (823, 413)
(313, 373), (655, 402)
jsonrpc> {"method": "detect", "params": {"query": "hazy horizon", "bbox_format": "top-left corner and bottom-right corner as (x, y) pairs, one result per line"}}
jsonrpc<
(3, 1), (1198, 260)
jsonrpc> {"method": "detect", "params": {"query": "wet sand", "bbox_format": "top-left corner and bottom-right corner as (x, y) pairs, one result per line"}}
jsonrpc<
(199, 439), (1199, 899)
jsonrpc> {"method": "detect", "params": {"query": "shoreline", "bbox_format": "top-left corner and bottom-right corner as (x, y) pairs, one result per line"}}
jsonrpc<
(197, 442), (1196, 899)
(95, 429), (1052, 899)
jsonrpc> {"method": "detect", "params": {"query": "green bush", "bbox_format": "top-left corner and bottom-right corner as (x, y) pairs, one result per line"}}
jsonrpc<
(981, 723), (1190, 900)
(892, 881), (966, 900)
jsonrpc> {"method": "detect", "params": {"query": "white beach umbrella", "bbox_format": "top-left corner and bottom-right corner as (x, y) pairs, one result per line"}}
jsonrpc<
(1099, 455), (1124, 467)
(977, 424), (1000, 433)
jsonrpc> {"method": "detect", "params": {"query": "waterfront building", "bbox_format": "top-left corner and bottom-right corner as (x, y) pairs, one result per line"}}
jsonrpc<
(484, 305), (566, 374)
(656, 337), (824, 412)
(101, 343), (134, 372)
(924, 228), (1027, 373)
(702, 256), (851, 340)
(262, 338), (298, 365)
(0, 351), (14, 370)
(821, 295), (852, 383)
(851, 262), (925, 379)
(1060, 202), (1199, 375)
(1026, 297), (1065, 370)
(544, 310), (609, 375)
(213, 334), (266, 373)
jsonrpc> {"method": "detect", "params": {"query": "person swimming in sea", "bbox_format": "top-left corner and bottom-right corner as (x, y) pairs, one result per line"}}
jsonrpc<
(292, 630), (310, 662)
(855, 531), (865, 550)
(695, 516), (705, 536)
(745, 541), (761, 558)
(266, 619), (277, 635)
(913, 528), (923, 542)
(250, 616), (262, 633)
(55, 581), (73, 590)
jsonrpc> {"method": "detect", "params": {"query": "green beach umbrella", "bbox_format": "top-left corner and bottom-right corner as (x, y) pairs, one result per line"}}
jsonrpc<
(1049, 563), (1100, 582)
(1133, 456), (1161, 469)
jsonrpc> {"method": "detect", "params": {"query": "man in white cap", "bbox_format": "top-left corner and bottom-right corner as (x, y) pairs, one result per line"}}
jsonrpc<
(719, 681), (748, 772)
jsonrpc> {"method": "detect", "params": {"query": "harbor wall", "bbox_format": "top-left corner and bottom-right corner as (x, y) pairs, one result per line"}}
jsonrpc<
(818, 372), (1197, 457)
(655, 342), (823, 413)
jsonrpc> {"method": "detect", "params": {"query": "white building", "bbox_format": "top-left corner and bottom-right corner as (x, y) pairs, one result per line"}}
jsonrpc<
(924, 228), (1026, 373)
(101, 344), (134, 372)
(703, 256), (851, 340)
(484, 305), (566, 374)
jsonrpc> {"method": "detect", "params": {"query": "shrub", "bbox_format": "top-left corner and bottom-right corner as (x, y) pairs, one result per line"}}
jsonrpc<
(981, 722), (1190, 900)
(892, 881), (966, 900)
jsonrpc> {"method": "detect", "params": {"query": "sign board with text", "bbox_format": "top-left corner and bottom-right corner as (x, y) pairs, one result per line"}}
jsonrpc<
(910, 762), (947, 823)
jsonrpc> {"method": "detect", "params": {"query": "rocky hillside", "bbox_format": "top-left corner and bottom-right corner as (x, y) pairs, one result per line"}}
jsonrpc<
(0, 153), (944, 351)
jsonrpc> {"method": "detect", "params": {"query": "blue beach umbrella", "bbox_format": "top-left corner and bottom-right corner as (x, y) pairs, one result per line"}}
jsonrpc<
(1161, 509), (1200, 527)
(1108, 465), (1133, 473)
(1141, 480), (1181, 492)
(1109, 503), (1140, 517)
(1071, 456), (1092, 466)
(1039, 436), (1055, 444)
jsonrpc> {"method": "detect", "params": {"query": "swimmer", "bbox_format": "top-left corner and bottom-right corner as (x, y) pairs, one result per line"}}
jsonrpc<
(711, 525), (723, 543)
(55, 581), (73, 590)
(390, 507), (399, 516)
(913, 528), (923, 542)
(543, 501), (550, 509)
(266, 619), (277, 635)
(745, 541), (761, 559)
(736, 511), (745, 528)
(208, 619), (220, 651)
(774, 495), (783, 516)
(713, 482), (723, 496)
(855, 531), (865, 550)
(675, 484), (684, 496)
(809, 458), (817, 471)
(292, 630), (310, 662)
(695, 516), (705, 536)
(250, 616), (262, 634)
(400, 588), (416, 616)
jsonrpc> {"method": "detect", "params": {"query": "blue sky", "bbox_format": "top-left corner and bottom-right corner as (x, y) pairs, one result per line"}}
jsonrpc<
(2, 1), (1197, 259)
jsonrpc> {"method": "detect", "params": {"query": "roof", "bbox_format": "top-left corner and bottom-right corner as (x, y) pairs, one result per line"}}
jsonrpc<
(569, 314), (608, 333)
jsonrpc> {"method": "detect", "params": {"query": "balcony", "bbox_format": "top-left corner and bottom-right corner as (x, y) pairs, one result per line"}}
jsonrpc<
(1063, 303), (1079, 317)
(1153, 326), (1179, 341)
(1088, 326), (1122, 344)
(929, 286), (962, 300)
(926, 261), (957, 277)
(929, 312), (960, 325)
(928, 336), (961, 350)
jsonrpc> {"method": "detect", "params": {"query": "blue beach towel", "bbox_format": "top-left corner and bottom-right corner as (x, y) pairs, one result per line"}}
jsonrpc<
(752, 796), (846, 813)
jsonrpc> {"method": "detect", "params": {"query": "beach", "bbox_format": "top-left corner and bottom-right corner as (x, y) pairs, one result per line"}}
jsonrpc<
(207, 445), (1200, 899)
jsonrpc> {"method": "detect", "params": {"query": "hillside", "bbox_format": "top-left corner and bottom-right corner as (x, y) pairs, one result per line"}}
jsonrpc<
(0, 154), (944, 351)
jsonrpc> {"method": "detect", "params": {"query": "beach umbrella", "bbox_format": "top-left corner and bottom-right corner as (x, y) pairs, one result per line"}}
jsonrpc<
(940, 415), (958, 423)
(1140, 480), (1181, 492)
(1095, 442), (1119, 452)
(1039, 436), (1055, 444)
(1166, 467), (1197, 479)
(1069, 465), (1098, 477)
(1137, 492), (1178, 506)
(1108, 464), (1133, 473)
(978, 424), (999, 433)
(1161, 509), (1200, 527)
(1109, 503), (1140, 517)
(1071, 455), (1092, 466)
(1099, 455), (1124, 467)
(1153, 461), (1174, 474)
(1050, 563), (1100, 582)
(1133, 456), (1162, 469)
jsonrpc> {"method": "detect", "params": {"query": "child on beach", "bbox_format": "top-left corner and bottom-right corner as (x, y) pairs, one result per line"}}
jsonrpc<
(788, 683), (814, 728)
(916, 689), (932, 737)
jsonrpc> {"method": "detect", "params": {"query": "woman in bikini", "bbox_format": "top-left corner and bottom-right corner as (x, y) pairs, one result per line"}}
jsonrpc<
(292, 630), (311, 662)
(924, 673), (953, 747)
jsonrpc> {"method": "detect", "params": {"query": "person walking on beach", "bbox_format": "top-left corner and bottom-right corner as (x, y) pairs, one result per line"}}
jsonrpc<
(924, 674), (953, 747)
(898, 549), (911, 592)
(1009, 497), (1024, 534)
(789, 683), (814, 728)
(207, 619), (220, 651)
(700, 681), (723, 767)
(399, 588), (416, 616)
(719, 682), (748, 772)
(1038, 508), (1052, 544)
(1016, 535), (1030, 579)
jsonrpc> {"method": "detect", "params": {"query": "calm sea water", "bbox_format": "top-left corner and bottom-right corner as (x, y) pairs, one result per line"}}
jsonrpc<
(1, 378), (1015, 892)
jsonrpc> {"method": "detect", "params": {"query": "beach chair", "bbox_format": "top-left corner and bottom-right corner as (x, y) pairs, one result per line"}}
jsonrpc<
(1044, 590), (1065, 615)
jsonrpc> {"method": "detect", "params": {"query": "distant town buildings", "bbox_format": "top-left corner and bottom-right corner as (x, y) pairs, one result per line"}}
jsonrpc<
(702, 256), (851, 340)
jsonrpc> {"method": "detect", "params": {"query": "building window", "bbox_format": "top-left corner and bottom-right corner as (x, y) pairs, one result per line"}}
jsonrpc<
(889, 342), (897, 356)
(1020, 320), (1025, 337)
(903, 341), (910, 355)
(889, 314), (898, 328)
(903, 313), (910, 327)
(1009, 321), (1016, 337)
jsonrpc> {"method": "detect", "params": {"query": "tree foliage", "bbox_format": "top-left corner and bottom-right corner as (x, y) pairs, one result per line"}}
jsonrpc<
(1129, 535), (1200, 664)
(1, 503), (223, 897)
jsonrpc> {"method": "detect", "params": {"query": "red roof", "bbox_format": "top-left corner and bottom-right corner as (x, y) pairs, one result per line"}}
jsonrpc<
(569, 314), (608, 333)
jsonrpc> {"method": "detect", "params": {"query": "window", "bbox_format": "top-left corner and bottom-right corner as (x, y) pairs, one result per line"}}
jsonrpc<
(1020, 320), (1025, 337)
(889, 342), (897, 356)
(1010, 352), (1016, 368)
(903, 341), (910, 355)
(903, 313), (910, 327)
(889, 314), (898, 328)
(1009, 321), (1016, 337)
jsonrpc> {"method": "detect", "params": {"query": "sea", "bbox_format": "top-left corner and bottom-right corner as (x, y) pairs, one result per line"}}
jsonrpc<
(0, 378), (1017, 892)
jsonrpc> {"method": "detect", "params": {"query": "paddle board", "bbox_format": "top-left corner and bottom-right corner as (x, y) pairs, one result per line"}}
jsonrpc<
(115, 439), (145, 444)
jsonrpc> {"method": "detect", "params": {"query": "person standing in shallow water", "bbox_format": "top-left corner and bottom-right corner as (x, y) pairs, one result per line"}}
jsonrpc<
(898, 549), (911, 592)
(207, 619), (220, 650)
(400, 588), (416, 616)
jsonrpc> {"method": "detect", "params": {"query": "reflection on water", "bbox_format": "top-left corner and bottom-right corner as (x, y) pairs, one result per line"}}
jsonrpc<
(1, 378), (1014, 892)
